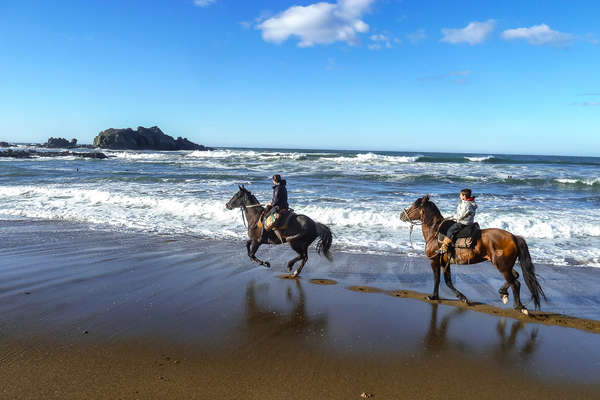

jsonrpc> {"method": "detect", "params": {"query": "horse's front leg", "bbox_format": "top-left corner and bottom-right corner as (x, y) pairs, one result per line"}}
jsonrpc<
(443, 265), (469, 304)
(248, 240), (270, 268)
(427, 259), (441, 301)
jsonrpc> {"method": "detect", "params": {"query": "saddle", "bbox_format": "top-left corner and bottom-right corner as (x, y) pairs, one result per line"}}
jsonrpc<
(259, 209), (294, 231)
(438, 221), (481, 249)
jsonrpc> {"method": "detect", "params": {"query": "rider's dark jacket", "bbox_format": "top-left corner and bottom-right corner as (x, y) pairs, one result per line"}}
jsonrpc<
(271, 180), (289, 210)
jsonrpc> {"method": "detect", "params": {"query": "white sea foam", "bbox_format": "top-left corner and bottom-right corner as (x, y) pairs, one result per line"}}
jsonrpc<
(334, 152), (422, 164)
(3, 147), (600, 268)
(465, 155), (494, 162)
(555, 178), (600, 186)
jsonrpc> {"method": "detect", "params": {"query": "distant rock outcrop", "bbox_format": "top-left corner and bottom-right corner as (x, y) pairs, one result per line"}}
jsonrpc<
(93, 126), (210, 151)
(0, 141), (10, 147)
(44, 137), (78, 148)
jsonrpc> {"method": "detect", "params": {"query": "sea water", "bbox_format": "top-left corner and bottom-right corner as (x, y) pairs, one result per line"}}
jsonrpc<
(1, 146), (600, 267)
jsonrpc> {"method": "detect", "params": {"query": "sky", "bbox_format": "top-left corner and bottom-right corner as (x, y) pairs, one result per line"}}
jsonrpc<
(1, 0), (599, 155)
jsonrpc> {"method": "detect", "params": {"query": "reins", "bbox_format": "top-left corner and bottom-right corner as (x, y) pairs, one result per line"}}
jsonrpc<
(401, 208), (422, 250)
(239, 201), (263, 228)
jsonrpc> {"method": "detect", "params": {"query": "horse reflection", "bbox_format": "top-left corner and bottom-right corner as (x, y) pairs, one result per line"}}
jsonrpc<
(244, 279), (328, 338)
(423, 304), (467, 354)
(422, 304), (539, 363)
(494, 319), (539, 364)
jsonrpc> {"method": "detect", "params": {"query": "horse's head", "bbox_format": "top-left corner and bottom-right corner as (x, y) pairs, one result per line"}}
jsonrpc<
(226, 185), (258, 210)
(400, 195), (430, 223)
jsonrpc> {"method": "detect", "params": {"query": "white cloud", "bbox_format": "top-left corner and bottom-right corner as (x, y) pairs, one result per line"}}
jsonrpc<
(441, 19), (495, 45)
(194, 0), (216, 7)
(501, 24), (573, 46)
(406, 28), (426, 44)
(256, 0), (374, 47)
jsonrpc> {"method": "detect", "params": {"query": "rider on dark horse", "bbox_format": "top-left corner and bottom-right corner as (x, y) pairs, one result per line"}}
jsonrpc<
(439, 188), (478, 254)
(263, 174), (289, 244)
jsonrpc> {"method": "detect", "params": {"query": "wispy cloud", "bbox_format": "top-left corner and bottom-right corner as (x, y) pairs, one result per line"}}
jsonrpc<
(368, 33), (394, 50)
(194, 0), (216, 7)
(501, 24), (573, 46)
(240, 10), (272, 29)
(256, 0), (374, 47)
(418, 70), (471, 85)
(570, 101), (600, 106)
(406, 28), (426, 44)
(325, 58), (337, 71)
(441, 20), (495, 45)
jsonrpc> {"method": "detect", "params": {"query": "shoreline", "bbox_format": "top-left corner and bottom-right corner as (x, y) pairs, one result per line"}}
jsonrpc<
(2, 218), (600, 398)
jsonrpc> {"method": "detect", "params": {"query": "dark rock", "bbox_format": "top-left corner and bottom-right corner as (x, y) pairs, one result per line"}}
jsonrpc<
(93, 126), (211, 151)
(0, 141), (10, 147)
(44, 137), (78, 148)
(0, 149), (107, 159)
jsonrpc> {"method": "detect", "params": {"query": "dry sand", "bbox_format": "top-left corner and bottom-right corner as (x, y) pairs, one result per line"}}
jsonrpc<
(1, 219), (600, 399)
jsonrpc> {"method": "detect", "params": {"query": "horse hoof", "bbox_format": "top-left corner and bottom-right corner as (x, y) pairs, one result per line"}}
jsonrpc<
(426, 295), (439, 301)
(460, 297), (470, 305)
(291, 271), (299, 278)
(501, 294), (509, 304)
(263, 262), (270, 268)
(520, 308), (529, 316)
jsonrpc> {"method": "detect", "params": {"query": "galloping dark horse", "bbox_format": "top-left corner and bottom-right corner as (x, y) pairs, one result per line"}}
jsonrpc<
(226, 185), (333, 277)
(401, 195), (546, 313)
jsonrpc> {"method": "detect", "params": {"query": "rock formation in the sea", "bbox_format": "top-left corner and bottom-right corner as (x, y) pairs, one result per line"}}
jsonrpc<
(0, 149), (108, 159)
(93, 126), (210, 151)
(0, 141), (11, 147)
(44, 137), (78, 148)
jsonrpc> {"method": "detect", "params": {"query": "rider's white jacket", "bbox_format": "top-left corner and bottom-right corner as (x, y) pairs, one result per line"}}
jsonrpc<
(455, 199), (477, 225)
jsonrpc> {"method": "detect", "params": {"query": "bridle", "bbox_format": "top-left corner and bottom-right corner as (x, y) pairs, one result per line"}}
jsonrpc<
(237, 195), (263, 228)
(401, 207), (422, 249)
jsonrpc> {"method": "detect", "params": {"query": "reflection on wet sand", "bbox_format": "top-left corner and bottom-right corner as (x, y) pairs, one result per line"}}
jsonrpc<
(423, 304), (467, 354)
(494, 319), (538, 365)
(244, 279), (328, 339)
(422, 303), (539, 364)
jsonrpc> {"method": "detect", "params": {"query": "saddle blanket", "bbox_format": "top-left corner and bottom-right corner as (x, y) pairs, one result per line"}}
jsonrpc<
(438, 221), (481, 249)
(260, 211), (294, 231)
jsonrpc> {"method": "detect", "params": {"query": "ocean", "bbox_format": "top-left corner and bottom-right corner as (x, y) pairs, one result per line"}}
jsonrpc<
(2, 145), (600, 267)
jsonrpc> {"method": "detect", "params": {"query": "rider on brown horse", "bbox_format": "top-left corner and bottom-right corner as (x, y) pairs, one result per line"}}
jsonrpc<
(439, 188), (478, 254)
(263, 174), (289, 243)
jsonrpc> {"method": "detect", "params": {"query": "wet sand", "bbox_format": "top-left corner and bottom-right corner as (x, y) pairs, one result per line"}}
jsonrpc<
(1, 219), (600, 399)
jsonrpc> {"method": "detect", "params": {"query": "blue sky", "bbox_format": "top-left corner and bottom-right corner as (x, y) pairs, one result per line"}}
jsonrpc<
(1, 0), (599, 155)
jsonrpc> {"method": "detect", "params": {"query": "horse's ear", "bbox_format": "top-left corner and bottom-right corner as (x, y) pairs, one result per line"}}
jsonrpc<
(238, 184), (242, 190)
(423, 194), (430, 203)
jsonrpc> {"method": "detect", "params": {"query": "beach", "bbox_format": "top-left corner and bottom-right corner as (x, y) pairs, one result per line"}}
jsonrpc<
(2, 219), (600, 399)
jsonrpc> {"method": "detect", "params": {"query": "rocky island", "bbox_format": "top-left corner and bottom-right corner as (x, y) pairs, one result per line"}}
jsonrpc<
(93, 126), (210, 151)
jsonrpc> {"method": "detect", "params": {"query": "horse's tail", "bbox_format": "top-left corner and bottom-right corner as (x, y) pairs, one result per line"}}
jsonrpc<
(315, 222), (333, 261)
(514, 235), (546, 309)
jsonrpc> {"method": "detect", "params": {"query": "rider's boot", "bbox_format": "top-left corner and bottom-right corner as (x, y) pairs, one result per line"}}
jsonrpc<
(274, 229), (286, 244)
(437, 237), (453, 254)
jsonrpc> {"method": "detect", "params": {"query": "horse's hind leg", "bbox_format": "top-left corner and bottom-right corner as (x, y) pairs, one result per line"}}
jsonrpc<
(498, 270), (518, 304)
(502, 269), (526, 314)
(443, 265), (469, 304)
(290, 241), (309, 278)
(248, 240), (270, 268)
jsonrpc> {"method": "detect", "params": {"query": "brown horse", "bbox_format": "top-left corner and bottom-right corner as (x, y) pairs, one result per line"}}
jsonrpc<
(226, 185), (333, 277)
(401, 195), (546, 313)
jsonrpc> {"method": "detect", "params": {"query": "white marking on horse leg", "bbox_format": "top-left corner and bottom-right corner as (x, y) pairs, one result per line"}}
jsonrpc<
(521, 308), (529, 315)
(502, 294), (509, 304)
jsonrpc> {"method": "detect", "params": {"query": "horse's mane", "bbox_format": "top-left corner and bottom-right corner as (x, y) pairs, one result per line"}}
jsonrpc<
(421, 196), (443, 226)
(242, 187), (261, 206)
